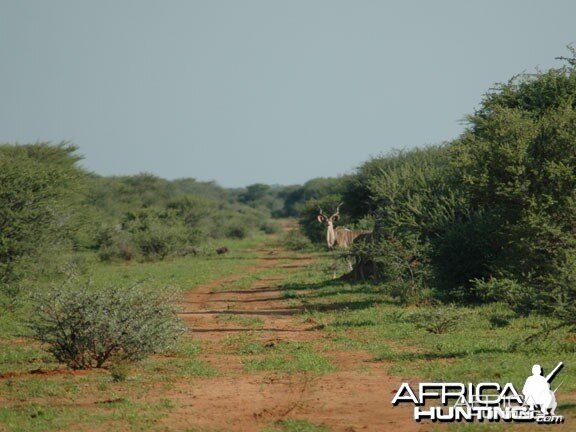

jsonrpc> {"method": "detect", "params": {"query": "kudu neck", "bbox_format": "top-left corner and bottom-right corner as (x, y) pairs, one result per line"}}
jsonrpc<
(326, 222), (336, 248)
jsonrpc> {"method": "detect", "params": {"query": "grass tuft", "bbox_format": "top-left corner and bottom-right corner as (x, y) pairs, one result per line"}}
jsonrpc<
(244, 341), (334, 374)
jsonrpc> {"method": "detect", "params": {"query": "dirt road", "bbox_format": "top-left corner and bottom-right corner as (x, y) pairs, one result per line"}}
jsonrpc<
(160, 245), (424, 432)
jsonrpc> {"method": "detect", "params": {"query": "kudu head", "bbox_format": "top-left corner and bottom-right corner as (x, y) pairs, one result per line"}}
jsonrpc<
(316, 202), (342, 249)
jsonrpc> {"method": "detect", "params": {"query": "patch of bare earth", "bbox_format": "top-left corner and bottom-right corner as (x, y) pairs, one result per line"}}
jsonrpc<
(158, 246), (426, 432)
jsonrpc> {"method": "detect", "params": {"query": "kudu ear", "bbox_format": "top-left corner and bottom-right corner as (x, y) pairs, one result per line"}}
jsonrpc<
(317, 214), (327, 223)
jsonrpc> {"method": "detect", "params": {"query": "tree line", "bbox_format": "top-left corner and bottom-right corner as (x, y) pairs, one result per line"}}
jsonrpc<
(0, 149), (299, 304)
(295, 48), (576, 330)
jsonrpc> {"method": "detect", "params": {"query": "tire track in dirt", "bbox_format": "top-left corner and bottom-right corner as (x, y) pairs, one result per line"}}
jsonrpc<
(161, 245), (427, 432)
(178, 252), (317, 340)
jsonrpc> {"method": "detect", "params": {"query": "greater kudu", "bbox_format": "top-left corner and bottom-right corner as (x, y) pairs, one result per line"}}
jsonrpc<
(316, 203), (371, 250)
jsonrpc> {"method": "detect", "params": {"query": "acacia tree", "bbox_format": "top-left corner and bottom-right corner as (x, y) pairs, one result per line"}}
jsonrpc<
(0, 142), (84, 298)
(346, 49), (576, 319)
(449, 54), (576, 313)
(348, 146), (464, 303)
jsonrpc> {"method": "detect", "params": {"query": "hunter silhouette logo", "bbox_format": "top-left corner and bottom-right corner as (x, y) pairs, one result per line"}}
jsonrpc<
(522, 362), (563, 416)
(391, 361), (565, 424)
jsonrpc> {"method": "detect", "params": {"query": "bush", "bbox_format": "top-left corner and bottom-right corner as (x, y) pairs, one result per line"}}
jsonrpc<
(281, 230), (314, 251)
(0, 142), (84, 292)
(347, 146), (464, 298)
(281, 176), (349, 218)
(450, 60), (576, 310)
(339, 50), (576, 320)
(30, 280), (184, 369)
(260, 220), (281, 235)
(133, 223), (187, 260)
(412, 305), (462, 334)
(109, 363), (130, 382)
(97, 228), (137, 261)
(225, 224), (249, 239)
(97, 208), (196, 261)
(86, 175), (281, 257)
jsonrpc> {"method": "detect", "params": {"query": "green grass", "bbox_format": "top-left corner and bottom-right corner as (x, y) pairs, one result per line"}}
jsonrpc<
(276, 255), (576, 393)
(216, 314), (265, 328)
(0, 234), (275, 431)
(210, 261), (292, 293)
(220, 332), (268, 355)
(4, 229), (576, 431)
(0, 343), (55, 375)
(262, 419), (329, 432)
(140, 356), (217, 379)
(139, 338), (217, 380)
(243, 341), (335, 374)
(88, 235), (268, 293)
(0, 399), (173, 432)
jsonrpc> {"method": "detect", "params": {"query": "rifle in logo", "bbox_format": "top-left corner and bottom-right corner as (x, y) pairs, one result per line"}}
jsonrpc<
(391, 361), (566, 424)
(522, 362), (563, 415)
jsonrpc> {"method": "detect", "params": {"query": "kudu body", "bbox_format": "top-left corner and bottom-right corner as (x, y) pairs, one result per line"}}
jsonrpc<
(317, 203), (372, 277)
(317, 203), (371, 250)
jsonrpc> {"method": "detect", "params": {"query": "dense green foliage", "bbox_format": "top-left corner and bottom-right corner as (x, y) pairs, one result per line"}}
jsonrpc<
(0, 142), (287, 301)
(296, 50), (576, 326)
(449, 62), (576, 318)
(351, 146), (463, 303)
(232, 180), (346, 218)
(0, 143), (84, 297)
(84, 174), (280, 261)
(282, 177), (350, 217)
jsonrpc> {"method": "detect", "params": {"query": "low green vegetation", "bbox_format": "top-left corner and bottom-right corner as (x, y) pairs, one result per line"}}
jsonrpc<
(279, 229), (315, 251)
(263, 419), (329, 432)
(277, 255), (576, 393)
(243, 340), (335, 375)
(0, 399), (175, 432)
(0, 243), (251, 431)
(85, 234), (265, 291)
(30, 281), (184, 369)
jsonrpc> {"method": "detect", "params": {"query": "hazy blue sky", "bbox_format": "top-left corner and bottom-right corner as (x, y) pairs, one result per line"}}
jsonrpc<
(1, 1), (575, 187)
